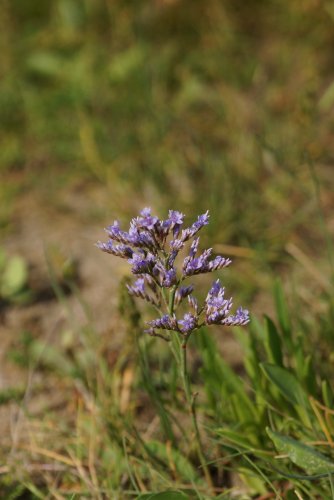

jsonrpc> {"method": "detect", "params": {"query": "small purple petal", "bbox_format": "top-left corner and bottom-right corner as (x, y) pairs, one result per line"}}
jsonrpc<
(168, 210), (185, 225)
(140, 207), (152, 217)
(187, 294), (198, 313)
(189, 237), (199, 258)
(170, 239), (184, 251)
(182, 248), (213, 276)
(148, 314), (178, 330)
(97, 240), (134, 258)
(162, 268), (177, 287)
(208, 255), (232, 271)
(221, 307), (250, 326)
(181, 211), (210, 241)
(175, 285), (194, 306)
(128, 253), (155, 274)
(178, 313), (197, 334)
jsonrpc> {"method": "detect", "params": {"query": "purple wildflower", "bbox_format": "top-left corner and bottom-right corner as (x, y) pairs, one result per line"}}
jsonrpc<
(148, 314), (178, 330)
(128, 252), (155, 274)
(181, 211), (210, 242)
(208, 255), (232, 271)
(168, 210), (185, 237)
(96, 240), (134, 258)
(128, 277), (145, 294)
(183, 248), (231, 277)
(162, 268), (177, 287)
(183, 248), (211, 276)
(170, 239), (184, 251)
(204, 279), (249, 326)
(167, 250), (178, 268)
(187, 295), (199, 314)
(221, 307), (250, 326)
(97, 207), (249, 341)
(178, 313), (198, 334)
(137, 207), (159, 230)
(175, 285), (194, 306)
(105, 221), (133, 245)
(189, 237), (199, 258)
(127, 277), (160, 307)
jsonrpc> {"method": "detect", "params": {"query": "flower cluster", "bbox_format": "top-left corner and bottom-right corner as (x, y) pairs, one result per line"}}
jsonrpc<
(97, 208), (249, 342)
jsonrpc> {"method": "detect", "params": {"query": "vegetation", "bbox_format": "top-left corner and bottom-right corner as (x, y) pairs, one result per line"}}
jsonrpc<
(1, 0), (334, 498)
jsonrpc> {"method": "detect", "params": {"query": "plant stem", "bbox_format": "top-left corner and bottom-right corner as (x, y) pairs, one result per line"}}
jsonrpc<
(168, 287), (213, 490)
(181, 339), (214, 491)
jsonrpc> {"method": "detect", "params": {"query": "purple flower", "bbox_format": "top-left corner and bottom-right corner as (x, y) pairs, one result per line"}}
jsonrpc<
(128, 253), (155, 274)
(221, 307), (250, 326)
(137, 207), (159, 230)
(167, 250), (178, 268)
(127, 277), (145, 294)
(127, 277), (160, 307)
(204, 279), (249, 326)
(205, 279), (230, 323)
(206, 279), (225, 302)
(178, 313), (198, 334)
(96, 240), (133, 258)
(189, 237), (199, 258)
(181, 211), (210, 242)
(170, 239), (184, 251)
(162, 268), (177, 287)
(183, 248), (231, 277)
(141, 207), (152, 218)
(175, 285), (194, 306)
(183, 248), (212, 276)
(105, 221), (133, 245)
(168, 210), (185, 237)
(207, 255), (232, 271)
(187, 295), (199, 314)
(97, 208), (249, 341)
(148, 314), (178, 330)
(168, 210), (185, 225)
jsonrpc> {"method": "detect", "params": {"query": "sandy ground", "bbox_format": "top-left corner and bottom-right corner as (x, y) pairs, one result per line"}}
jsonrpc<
(0, 187), (125, 442)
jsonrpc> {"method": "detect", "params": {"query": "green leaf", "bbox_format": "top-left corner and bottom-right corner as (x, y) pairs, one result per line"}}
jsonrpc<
(145, 441), (199, 483)
(109, 46), (146, 83)
(216, 428), (260, 449)
(260, 363), (308, 408)
(273, 279), (291, 340)
(196, 329), (258, 422)
(0, 248), (6, 273)
(319, 81), (334, 111)
(238, 467), (267, 495)
(26, 51), (64, 79)
(263, 316), (283, 366)
(1, 255), (28, 298)
(322, 380), (334, 408)
(267, 428), (334, 474)
(136, 491), (189, 500)
(301, 355), (317, 396)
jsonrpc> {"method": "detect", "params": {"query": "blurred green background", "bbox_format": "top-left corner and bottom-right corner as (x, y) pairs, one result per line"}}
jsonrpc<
(1, 0), (334, 323)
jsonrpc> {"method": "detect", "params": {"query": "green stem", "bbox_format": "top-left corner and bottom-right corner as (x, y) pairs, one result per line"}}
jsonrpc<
(168, 285), (177, 314)
(168, 287), (213, 490)
(181, 339), (214, 491)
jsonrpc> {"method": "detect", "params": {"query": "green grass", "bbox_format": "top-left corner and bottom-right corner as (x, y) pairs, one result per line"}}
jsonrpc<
(3, 273), (334, 498)
(1, 0), (334, 497)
